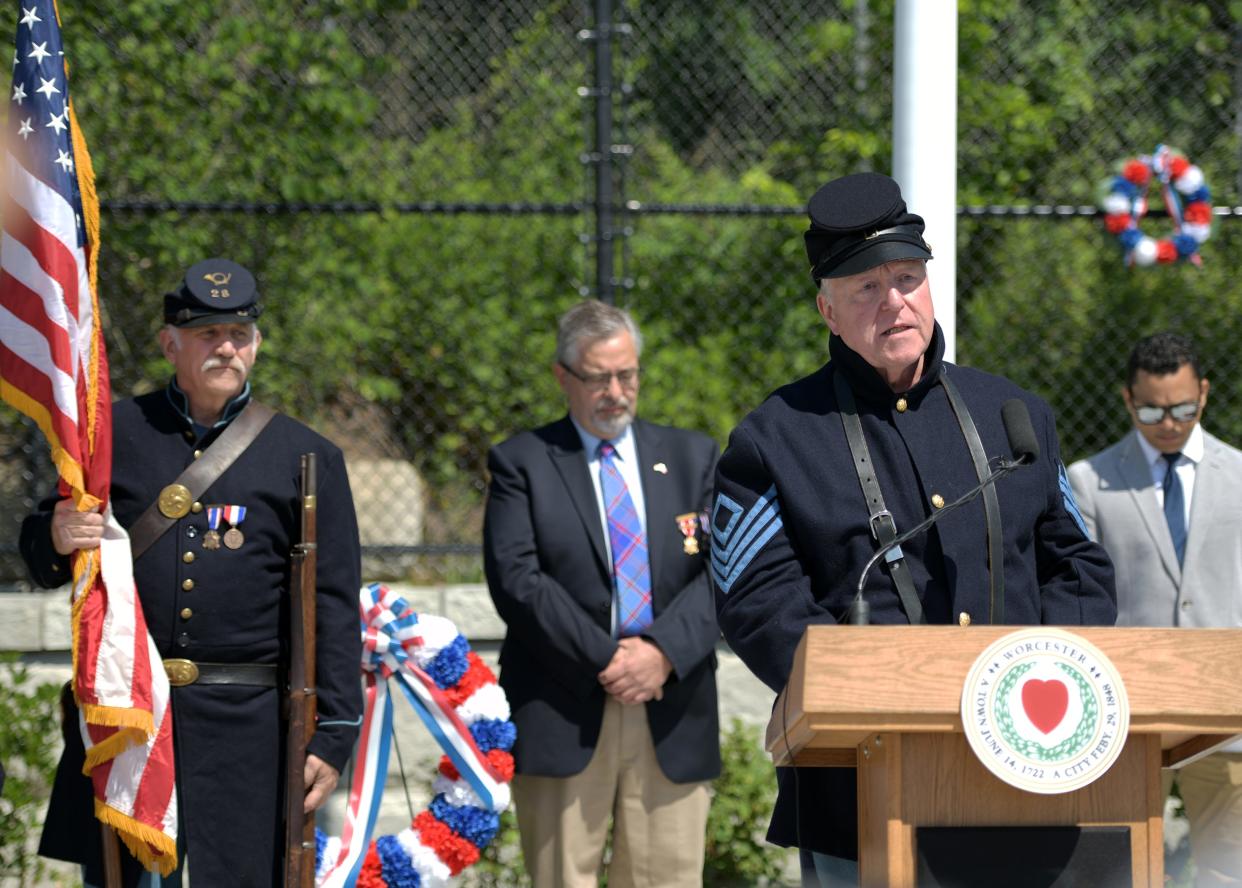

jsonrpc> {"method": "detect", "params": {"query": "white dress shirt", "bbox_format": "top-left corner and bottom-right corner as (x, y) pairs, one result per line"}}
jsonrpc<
(1133, 422), (1203, 531)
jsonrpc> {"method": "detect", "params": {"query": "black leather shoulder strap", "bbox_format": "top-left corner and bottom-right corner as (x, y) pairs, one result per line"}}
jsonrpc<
(834, 372), (925, 625)
(940, 371), (1004, 623)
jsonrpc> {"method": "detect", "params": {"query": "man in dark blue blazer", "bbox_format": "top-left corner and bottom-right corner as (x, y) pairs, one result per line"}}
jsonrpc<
(712, 174), (1117, 885)
(484, 299), (720, 888)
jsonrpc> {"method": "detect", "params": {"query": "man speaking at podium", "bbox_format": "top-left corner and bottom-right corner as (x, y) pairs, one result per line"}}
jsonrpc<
(709, 173), (1117, 884)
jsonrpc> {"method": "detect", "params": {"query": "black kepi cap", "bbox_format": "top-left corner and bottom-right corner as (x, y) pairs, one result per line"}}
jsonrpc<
(163, 258), (261, 327)
(804, 173), (932, 281)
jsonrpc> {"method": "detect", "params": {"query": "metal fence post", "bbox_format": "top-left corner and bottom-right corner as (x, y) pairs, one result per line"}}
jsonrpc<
(592, 0), (615, 304)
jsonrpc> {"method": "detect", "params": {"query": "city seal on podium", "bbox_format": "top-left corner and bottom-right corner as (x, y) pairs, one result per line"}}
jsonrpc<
(960, 628), (1130, 794)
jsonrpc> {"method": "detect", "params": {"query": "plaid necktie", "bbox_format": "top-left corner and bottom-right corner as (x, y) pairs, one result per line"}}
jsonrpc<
(598, 440), (653, 635)
(1162, 451), (1186, 566)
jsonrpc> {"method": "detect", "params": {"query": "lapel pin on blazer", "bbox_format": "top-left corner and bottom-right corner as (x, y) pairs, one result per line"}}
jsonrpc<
(675, 512), (700, 555)
(653, 462), (668, 474)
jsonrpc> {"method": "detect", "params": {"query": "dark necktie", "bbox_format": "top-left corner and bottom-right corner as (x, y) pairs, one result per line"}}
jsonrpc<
(1162, 452), (1186, 566)
(598, 441), (653, 635)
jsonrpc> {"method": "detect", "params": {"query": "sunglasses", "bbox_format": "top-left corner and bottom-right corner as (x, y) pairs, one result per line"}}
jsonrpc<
(1133, 401), (1199, 425)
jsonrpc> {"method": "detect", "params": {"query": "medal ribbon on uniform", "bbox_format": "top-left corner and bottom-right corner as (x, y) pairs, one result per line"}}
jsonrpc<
(203, 506), (224, 550)
(221, 504), (247, 549)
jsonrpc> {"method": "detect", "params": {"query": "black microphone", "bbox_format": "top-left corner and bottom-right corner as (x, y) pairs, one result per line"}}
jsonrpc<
(1001, 398), (1040, 464)
(846, 399), (1037, 625)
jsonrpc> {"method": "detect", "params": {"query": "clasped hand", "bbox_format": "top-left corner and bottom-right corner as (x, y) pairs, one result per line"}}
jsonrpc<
(598, 636), (672, 705)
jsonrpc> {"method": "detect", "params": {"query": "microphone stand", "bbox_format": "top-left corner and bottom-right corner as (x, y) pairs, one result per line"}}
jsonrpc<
(847, 456), (1029, 625)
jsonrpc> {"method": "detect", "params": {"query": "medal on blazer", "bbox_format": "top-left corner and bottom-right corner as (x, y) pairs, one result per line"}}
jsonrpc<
(202, 505), (223, 550)
(675, 512), (700, 555)
(221, 504), (247, 549)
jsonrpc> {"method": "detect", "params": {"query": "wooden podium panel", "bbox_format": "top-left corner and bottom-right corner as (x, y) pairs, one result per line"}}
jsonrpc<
(857, 733), (1162, 885)
(766, 627), (1242, 887)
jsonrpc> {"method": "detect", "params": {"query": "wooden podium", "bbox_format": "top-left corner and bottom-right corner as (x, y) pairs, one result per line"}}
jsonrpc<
(766, 626), (1242, 887)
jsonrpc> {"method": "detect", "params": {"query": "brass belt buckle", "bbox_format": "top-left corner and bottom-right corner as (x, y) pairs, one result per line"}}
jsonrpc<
(164, 658), (199, 687)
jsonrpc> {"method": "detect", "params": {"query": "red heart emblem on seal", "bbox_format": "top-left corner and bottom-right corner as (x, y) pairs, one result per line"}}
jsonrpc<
(1021, 679), (1069, 734)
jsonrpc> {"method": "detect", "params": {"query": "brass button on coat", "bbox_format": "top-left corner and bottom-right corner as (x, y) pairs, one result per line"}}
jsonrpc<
(180, 607), (193, 620)
(191, 501), (203, 514)
(182, 579), (195, 591)
(193, 449), (203, 459)
(931, 493), (945, 509)
(158, 484), (192, 518)
(182, 551), (195, 564)
(958, 612), (971, 626)
(895, 397), (908, 413)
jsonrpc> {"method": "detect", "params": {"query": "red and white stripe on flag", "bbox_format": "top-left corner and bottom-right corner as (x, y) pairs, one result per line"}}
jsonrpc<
(0, 0), (176, 873)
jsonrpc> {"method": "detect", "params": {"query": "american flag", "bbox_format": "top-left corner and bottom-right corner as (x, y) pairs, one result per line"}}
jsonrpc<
(0, 1), (177, 874)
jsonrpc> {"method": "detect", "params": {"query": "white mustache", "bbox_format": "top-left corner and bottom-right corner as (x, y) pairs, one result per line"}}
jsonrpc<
(201, 356), (245, 373)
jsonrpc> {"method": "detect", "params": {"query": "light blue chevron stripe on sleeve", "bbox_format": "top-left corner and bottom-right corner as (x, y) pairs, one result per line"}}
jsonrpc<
(1058, 461), (1090, 539)
(710, 485), (783, 595)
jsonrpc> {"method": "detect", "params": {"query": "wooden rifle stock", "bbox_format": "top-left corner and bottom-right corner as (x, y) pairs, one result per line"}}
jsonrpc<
(101, 823), (122, 888)
(284, 454), (318, 888)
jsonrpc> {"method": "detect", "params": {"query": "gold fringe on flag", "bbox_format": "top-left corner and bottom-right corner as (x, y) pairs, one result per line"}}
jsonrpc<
(96, 799), (178, 877)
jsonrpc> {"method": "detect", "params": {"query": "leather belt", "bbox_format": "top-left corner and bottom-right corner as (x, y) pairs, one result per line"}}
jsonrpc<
(163, 659), (278, 688)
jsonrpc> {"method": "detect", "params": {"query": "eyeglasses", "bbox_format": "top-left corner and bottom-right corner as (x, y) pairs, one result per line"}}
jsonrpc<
(558, 361), (641, 392)
(1133, 401), (1200, 425)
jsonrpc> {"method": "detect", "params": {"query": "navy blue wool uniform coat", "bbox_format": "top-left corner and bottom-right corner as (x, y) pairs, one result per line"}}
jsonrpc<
(21, 386), (362, 888)
(712, 326), (1116, 858)
(484, 416), (721, 784)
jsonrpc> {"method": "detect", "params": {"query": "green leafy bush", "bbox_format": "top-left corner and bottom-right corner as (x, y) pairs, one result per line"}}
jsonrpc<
(705, 718), (795, 886)
(464, 806), (531, 887)
(0, 655), (62, 886)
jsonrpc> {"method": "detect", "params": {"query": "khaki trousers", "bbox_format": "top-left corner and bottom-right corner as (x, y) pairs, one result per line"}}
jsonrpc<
(513, 696), (711, 888)
(1164, 753), (1242, 886)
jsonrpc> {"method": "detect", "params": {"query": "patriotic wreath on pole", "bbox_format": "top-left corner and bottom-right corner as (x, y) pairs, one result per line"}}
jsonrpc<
(314, 583), (515, 888)
(1101, 144), (1212, 266)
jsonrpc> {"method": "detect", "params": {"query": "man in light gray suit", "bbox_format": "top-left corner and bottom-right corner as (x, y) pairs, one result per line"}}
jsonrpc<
(1069, 332), (1242, 887)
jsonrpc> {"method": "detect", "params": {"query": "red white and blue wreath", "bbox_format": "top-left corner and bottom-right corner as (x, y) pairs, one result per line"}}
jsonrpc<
(314, 582), (515, 887)
(1101, 144), (1212, 266)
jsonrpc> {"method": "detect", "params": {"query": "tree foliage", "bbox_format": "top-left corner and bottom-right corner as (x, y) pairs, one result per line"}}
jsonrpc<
(20, 0), (1240, 514)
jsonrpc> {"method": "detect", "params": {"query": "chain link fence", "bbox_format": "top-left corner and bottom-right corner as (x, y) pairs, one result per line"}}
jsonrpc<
(3, 0), (1241, 584)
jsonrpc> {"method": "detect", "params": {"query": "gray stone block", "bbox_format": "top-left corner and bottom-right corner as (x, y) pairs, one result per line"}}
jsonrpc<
(438, 584), (505, 640)
(41, 589), (71, 650)
(0, 591), (46, 652)
(347, 459), (425, 548)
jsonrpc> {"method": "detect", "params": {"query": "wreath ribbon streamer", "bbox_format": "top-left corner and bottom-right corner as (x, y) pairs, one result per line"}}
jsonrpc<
(315, 583), (515, 887)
